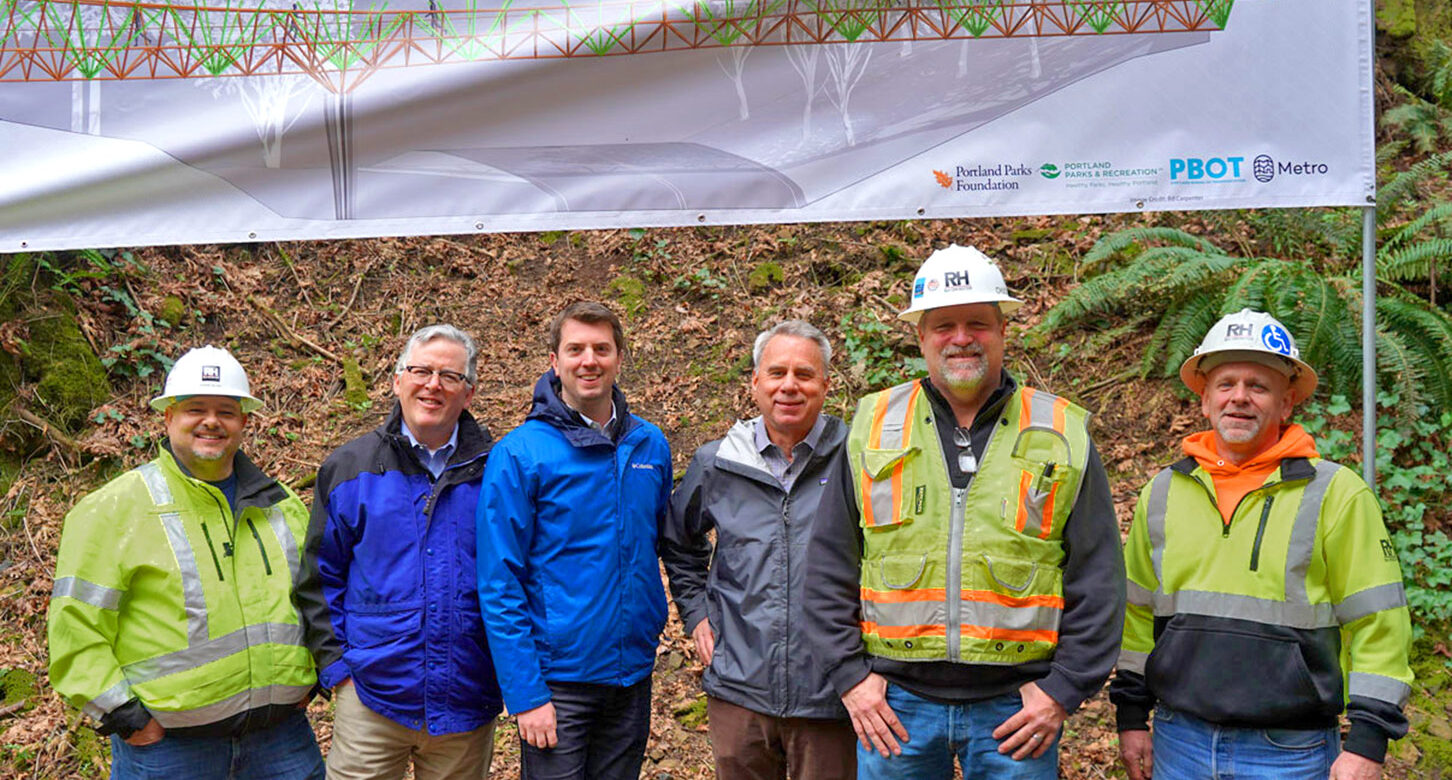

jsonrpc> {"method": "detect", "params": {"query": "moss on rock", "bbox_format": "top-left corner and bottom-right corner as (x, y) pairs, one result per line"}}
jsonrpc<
(25, 294), (112, 433)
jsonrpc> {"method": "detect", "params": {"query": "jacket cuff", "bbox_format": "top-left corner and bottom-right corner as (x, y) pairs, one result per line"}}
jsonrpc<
(96, 700), (151, 738)
(1035, 672), (1085, 715)
(1343, 723), (1389, 764)
(678, 605), (706, 635)
(827, 655), (872, 698)
(319, 659), (350, 690)
(1115, 703), (1152, 732)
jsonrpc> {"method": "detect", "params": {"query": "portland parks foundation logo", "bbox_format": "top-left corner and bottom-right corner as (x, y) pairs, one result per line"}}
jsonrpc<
(933, 163), (1036, 192)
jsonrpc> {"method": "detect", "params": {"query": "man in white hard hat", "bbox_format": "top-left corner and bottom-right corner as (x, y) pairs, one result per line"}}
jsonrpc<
(806, 245), (1125, 779)
(299, 325), (503, 779)
(48, 345), (325, 778)
(1111, 310), (1413, 780)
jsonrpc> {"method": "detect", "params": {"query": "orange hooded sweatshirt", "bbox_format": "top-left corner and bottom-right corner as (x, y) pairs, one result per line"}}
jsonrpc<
(1181, 424), (1321, 525)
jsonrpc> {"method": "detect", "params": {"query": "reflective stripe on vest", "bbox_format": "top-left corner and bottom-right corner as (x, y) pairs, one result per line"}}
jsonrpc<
(861, 382), (923, 528)
(52, 577), (123, 610)
(150, 683), (314, 729)
(124, 622), (306, 683)
(1144, 460), (1341, 627)
(1014, 387), (1071, 538)
(1349, 671), (1412, 708)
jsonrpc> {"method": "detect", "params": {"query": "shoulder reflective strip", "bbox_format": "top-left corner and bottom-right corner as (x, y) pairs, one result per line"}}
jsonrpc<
(898, 383), (923, 449)
(1019, 387), (1035, 431)
(876, 383), (919, 450)
(1052, 396), (1069, 434)
(264, 508), (302, 586)
(1334, 582), (1409, 624)
(1348, 672), (1412, 708)
(136, 462), (173, 506)
(51, 577), (122, 610)
(1284, 461), (1341, 606)
(1126, 580), (1155, 607)
(1145, 470), (1174, 586)
(148, 682), (313, 729)
(861, 393), (893, 527)
(81, 679), (133, 720)
(1153, 589), (1337, 629)
(157, 512), (209, 645)
(122, 622), (306, 683)
(1025, 387), (1062, 432)
(1117, 649), (1149, 675)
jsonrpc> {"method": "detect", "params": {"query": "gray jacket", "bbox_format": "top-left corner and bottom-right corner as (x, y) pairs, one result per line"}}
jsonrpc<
(662, 416), (849, 720)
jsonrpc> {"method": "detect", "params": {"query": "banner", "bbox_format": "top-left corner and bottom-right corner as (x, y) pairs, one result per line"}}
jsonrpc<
(0, 0), (1372, 251)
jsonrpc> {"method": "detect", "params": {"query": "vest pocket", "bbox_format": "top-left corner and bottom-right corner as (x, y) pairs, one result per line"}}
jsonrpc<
(858, 447), (918, 529)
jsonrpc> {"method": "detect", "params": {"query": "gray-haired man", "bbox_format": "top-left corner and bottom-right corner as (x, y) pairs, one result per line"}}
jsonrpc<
(298, 325), (504, 779)
(662, 320), (857, 779)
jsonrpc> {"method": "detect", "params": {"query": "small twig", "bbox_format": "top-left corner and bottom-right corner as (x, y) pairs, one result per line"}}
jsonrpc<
(11, 404), (81, 456)
(324, 260), (372, 333)
(246, 295), (342, 365)
(1078, 369), (1140, 399)
(0, 699), (26, 718)
(274, 244), (315, 307)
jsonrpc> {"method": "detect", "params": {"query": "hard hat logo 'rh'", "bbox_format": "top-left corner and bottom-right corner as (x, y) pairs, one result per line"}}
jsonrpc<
(201, 365), (221, 382)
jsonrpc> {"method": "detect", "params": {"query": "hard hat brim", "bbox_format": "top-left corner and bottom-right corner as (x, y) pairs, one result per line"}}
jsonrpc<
(1179, 351), (1319, 401)
(898, 297), (1023, 323)
(150, 393), (264, 413)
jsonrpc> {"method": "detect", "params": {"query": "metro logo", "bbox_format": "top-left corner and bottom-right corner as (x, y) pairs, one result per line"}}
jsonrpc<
(1169, 156), (1245, 181)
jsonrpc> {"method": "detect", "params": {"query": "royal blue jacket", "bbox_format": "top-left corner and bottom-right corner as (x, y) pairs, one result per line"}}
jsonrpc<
(299, 404), (503, 736)
(477, 370), (672, 715)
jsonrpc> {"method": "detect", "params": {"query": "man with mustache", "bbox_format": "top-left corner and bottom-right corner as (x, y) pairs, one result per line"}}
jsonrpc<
(1111, 310), (1412, 780)
(806, 245), (1125, 779)
(48, 346), (324, 779)
(662, 320), (856, 779)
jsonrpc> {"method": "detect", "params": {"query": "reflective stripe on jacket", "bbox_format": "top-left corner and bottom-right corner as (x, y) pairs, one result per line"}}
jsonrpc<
(48, 447), (315, 730)
(1113, 455), (1412, 758)
(662, 416), (849, 720)
(850, 381), (1091, 664)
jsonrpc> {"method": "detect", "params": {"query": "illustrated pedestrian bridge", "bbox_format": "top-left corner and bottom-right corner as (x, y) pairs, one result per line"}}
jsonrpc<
(0, 0), (1233, 89)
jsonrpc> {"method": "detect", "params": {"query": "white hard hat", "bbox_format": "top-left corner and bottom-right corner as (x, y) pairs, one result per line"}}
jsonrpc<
(150, 345), (264, 413)
(1179, 309), (1318, 400)
(897, 244), (1023, 323)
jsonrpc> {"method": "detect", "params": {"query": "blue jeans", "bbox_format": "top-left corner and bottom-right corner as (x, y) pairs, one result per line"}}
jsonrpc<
(520, 678), (652, 780)
(109, 710), (325, 780)
(857, 685), (1057, 780)
(1152, 706), (1339, 780)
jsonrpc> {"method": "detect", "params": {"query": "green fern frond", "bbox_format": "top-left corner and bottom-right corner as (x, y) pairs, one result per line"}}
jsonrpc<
(1380, 201), (1452, 252)
(1378, 150), (1452, 213)
(1378, 238), (1452, 283)
(1376, 292), (1452, 408)
(1372, 328), (1425, 414)
(1221, 258), (1295, 313)
(1159, 294), (1223, 377)
(1081, 227), (1220, 268)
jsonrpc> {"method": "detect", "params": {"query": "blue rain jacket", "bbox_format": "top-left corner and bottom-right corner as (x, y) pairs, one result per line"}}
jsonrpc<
(477, 370), (671, 715)
(303, 404), (503, 735)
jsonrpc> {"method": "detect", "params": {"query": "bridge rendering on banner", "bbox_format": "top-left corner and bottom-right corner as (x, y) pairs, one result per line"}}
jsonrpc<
(0, 0), (1233, 90)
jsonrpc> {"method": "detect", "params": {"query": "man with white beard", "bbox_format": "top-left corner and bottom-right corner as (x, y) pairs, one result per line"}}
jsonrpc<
(805, 245), (1125, 779)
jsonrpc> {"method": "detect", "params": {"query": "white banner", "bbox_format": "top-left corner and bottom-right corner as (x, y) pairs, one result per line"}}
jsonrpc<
(0, 0), (1372, 251)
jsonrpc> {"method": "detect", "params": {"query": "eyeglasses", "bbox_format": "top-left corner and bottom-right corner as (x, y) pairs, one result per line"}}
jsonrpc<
(953, 427), (977, 474)
(401, 365), (471, 390)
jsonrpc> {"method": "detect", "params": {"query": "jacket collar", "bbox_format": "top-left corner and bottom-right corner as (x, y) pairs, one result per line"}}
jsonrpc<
(525, 369), (637, 447)
(380, 401), (494, 466)
(159, 440), (287, 513)
(715, 414), (846, 486)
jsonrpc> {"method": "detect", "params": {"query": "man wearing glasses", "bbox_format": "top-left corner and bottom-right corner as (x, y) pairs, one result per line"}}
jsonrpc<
(805, 246), (1125, 779)
(299, 325), (503, 778)
(477, 301), (672, 780)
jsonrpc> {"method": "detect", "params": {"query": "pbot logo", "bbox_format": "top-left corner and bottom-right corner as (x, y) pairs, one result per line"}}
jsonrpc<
(201, 365), (221, 382)
(1169, 157), (1244, 181)
(1260, 324), (1293, 356)
(1253, 155), (1275, 183)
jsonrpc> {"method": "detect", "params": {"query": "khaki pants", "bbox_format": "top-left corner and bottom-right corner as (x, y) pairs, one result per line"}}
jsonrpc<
(326, 682), (496, 780)
(707, 696), (857, 780)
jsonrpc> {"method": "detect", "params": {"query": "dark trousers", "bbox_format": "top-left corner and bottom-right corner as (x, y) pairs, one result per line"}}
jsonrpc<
(707, 696), (857, 780)
(520, 678), (652, 780)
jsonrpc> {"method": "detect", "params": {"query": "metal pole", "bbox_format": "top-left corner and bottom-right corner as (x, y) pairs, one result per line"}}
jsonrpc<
(1362, 205), (1377, 489)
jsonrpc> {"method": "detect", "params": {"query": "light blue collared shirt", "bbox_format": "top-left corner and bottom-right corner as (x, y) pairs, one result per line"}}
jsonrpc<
(401, 421), (459, 480)
(754, 415), (826, 491)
